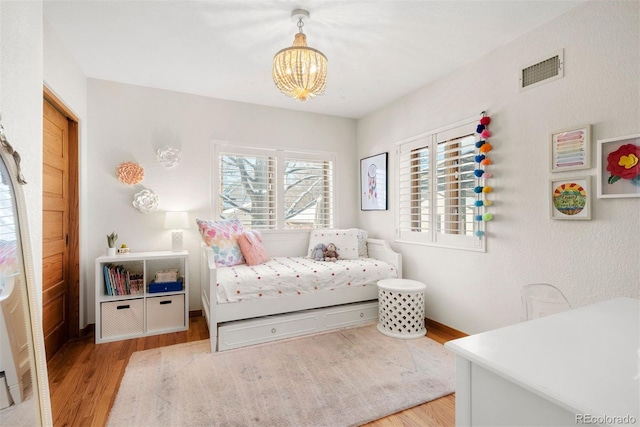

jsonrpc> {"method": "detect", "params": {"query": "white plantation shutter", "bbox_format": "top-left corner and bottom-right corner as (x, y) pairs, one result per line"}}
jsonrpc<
(218, 149), (277, 230)
(396, 117), (485, 251)
(284, 156), (333, 229)
(214, 144), (335, 230)
(398, 136), (431, 244)
(435, 133), (476, 236)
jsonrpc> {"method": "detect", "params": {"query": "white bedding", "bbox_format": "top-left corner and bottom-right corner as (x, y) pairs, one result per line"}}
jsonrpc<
(216, 257), (398, 303)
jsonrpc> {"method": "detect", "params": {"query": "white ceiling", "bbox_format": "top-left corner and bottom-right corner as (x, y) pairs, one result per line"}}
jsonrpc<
(43, 1), (584, 119)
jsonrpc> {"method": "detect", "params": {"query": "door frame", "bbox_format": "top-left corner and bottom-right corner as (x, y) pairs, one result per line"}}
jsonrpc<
(43, 85), (80, 339)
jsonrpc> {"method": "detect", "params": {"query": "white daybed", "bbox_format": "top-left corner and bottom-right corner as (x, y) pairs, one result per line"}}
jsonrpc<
(200, 233), (402, 352)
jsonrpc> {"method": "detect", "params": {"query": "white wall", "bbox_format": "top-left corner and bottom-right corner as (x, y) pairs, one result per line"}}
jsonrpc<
(85, 80), (358, 324)
(0, 1), (44, 305)
(357, 1), (640, 334)
(43, 18), (89, 326)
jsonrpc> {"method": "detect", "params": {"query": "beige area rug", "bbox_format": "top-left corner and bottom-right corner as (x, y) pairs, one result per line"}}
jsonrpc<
(108, 324), (455, 427)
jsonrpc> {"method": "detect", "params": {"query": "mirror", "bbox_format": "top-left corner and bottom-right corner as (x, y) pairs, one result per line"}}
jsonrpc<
(0, 116), (52, 426)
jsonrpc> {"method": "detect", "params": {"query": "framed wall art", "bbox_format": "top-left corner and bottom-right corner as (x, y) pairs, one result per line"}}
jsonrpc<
(596, 134), (640, 198)
(550, 125), (591, 172)
(360, 152), (388, 211)
(550, 176), (591, 220)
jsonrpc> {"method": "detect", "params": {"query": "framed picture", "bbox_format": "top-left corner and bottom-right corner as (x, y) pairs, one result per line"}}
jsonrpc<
(550, 176), (591, 220)
(596, 134), (640, 198)
(550, 125), (591, 172)
(360, 152), (388, 211)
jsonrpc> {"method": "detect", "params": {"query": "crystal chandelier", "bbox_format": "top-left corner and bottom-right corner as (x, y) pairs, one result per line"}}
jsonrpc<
(272, 9), (327, 101)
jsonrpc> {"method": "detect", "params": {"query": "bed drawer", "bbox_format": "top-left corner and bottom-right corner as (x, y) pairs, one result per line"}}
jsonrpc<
(321, 301), (379, 328)
(219, 312), (319, 350)
(218, 301), (379, 351)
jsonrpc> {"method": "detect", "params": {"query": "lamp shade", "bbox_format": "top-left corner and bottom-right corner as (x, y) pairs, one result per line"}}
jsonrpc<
(164, 211), (189, 229)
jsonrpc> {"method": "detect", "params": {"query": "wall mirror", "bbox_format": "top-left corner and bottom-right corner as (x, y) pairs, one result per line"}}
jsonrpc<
(0, 116), (52, 426)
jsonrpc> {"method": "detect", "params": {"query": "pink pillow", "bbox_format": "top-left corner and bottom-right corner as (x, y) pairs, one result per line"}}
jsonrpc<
(237, 230), (270, 266)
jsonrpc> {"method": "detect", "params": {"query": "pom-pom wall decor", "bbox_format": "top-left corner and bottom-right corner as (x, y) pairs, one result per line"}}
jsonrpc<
(473, 111), (496, 235)
(117, 162), (144, 185)
(132, 188), (159, 213)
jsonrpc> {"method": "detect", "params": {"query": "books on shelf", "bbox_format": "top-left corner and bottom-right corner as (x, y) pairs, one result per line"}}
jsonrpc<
(103, 264), (144, 296)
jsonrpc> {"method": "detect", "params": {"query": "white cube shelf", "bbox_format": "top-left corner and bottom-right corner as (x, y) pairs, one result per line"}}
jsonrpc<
(95, 250), (189, 343)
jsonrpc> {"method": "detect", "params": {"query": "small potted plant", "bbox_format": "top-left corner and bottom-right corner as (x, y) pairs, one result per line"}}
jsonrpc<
(106, 232), (118, 256)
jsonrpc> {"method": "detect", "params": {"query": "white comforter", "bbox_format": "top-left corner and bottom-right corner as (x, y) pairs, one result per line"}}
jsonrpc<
(216, 257), (398, 303)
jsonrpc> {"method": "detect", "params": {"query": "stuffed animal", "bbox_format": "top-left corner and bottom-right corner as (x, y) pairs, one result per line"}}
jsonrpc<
(324, 243), (339, 262)
(311, 243), (326, 261)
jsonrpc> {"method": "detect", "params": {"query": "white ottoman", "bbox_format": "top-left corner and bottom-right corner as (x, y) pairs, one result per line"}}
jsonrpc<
(377, 278), (427, 339)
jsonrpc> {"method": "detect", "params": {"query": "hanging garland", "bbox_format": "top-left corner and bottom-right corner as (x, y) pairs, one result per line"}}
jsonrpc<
(473, 111), (493, 238)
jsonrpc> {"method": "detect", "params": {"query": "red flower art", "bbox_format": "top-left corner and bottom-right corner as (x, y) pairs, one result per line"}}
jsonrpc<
(607, 144), (640, 182)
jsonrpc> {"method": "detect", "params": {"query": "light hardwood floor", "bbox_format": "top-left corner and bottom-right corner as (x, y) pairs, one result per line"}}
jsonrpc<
(47, 317), (464, 427)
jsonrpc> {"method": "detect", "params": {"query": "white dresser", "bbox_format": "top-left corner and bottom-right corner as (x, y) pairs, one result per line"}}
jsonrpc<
(445, 297), (639, 426)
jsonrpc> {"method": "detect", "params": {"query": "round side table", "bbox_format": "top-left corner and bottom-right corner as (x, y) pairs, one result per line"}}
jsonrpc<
(377, 278), (427, 339)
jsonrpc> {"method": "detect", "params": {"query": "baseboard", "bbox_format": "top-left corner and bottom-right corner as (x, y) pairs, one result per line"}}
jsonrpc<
(81, 323), (95, 337)
(189, 309), (202, 318)
(425, 318), (467, 340)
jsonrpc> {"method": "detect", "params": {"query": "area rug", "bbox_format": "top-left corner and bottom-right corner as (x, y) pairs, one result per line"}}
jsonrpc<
(107, 324), (455, 427)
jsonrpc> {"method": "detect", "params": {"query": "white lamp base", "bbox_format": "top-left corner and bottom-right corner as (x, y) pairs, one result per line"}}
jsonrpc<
(171, 231), (183, 252)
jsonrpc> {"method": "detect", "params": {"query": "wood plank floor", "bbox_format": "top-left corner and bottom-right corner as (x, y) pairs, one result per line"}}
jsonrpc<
(47, 317), (462, 427)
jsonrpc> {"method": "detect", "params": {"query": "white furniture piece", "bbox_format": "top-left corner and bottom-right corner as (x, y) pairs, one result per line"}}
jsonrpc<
(0, 275), (30, 405)
(377, 278), (426, 339)
(445, 297), (640, 427)
(95, 250), (189, 343)
(201, 234), (402, 352)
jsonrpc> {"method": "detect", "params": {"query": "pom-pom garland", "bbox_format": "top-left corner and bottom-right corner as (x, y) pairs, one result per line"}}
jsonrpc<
(479, 143), (493, 153)
(474, 111), (495, 239)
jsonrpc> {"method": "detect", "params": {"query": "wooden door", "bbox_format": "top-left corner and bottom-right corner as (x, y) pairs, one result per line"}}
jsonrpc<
(43, 99), (70, 360)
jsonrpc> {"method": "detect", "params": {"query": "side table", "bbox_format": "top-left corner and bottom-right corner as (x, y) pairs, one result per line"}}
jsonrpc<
(377, 278), (427, 339)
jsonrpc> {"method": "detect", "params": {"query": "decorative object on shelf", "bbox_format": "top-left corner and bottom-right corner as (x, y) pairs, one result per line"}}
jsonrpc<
(116, 161), (144, 185)
(550, 176), (591, 220)
(273, 9), (327, 101)
(165, 211), (189, 251)
(117, 244), (130, 254)
(132, 188), (159, 213)
(550, 125), (591, 172)
(156, 146), (181, 168)
(473, 112), (494, 237)
(360, 152), (388, 211)
(596, 134), (640, 198)
(106, 231), (118, 256)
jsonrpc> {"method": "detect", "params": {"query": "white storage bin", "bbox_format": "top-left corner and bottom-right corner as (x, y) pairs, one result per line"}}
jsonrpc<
(101, 299), (144, 339)
(146, 294), (185, 332)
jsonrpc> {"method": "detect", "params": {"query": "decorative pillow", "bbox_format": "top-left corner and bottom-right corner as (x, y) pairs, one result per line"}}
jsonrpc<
(307, 229), (359, 260)
(196, 219), (245, 267)
(354, 229), (368, 258)
(237, 230), (270, 266)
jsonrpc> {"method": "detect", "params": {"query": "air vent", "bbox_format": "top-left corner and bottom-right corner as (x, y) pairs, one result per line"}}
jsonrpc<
(520, 49), (564, 91)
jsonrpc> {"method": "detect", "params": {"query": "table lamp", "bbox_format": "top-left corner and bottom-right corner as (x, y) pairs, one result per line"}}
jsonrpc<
(164, 211), (189, 252)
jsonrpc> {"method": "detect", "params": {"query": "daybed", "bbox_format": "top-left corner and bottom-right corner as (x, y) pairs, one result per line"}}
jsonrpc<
(199, 228), (402, 352)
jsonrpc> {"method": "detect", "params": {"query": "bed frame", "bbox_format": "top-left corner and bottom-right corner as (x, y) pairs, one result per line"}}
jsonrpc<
(201, 236), (402, 352)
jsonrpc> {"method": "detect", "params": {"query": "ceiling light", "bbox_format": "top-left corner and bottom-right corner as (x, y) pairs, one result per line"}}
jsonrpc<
(272, 9), (327, 101)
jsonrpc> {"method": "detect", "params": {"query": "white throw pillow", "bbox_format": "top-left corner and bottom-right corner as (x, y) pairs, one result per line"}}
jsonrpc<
(307, 229), (359, 260)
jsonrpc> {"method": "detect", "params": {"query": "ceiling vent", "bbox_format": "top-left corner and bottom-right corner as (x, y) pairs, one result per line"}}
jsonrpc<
(520, 49), (564, 91)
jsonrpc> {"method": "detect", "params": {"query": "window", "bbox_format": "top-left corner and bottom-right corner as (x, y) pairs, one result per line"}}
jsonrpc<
(214, 144), (334, 230)
(397, 116), (485, 251)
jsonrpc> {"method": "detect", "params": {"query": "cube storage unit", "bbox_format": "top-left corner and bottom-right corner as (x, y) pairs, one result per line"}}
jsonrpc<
(95, 250), (189, 343)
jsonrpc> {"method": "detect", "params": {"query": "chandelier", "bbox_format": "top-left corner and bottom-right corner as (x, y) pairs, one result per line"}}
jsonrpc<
(272, 9), (327, 101)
